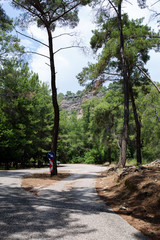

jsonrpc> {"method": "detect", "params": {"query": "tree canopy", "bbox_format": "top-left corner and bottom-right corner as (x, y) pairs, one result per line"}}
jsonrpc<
(77, 6), (160, 167)
(0, 5), (24, 64)
(0, 1), (160, 170)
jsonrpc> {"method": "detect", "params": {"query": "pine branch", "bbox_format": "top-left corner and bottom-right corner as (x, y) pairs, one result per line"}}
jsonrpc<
(108, 0), (118, 15)
(53, 32), (78, 39)
(26, 51), (50, 59)
(12, 0), (46, 25)
(15, 29), (49, 48)
(151, 0), (160, 7)
(52, 1), (81, 23)
(103, 71), (121, 76)
(54, 45), (86, 55)
(136, 65), (160, 94)
(45, 62), (50, 67)
(124, 0), (132, 5)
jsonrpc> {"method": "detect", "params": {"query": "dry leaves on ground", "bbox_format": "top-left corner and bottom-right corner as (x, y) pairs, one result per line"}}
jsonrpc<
(21, 171), (70, 195)
(96, 163), (160, 240)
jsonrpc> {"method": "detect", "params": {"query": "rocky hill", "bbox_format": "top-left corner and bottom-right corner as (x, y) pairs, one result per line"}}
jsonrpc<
(60, 91), (105, 117)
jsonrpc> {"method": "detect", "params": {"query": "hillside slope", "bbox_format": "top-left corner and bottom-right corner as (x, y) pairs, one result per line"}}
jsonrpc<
(96, 160), (160, 240)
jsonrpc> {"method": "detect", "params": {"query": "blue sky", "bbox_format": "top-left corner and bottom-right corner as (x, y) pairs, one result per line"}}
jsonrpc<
(1, 0), (160, 94)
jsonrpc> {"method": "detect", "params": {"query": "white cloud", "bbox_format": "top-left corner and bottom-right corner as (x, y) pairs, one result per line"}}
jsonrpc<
(123, 1), (149, 21)
(27, 24), (48, 44)
(56, 54), (70, 67)
(31, 55), (50, 85)
(30, 43), (50, 84)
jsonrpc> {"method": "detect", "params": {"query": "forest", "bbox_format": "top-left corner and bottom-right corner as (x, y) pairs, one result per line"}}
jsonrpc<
(57, 83), (160, 166)
(0, 0), (160, 170)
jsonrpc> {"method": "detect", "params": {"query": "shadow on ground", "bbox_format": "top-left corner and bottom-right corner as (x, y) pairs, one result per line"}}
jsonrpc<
(0, 170), (151, 240)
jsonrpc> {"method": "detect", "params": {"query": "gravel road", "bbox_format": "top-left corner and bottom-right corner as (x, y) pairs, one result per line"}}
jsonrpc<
(0, 164), (150, 240)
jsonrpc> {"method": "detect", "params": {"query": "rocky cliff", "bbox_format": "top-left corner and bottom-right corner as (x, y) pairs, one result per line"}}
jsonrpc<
(60, 91), (105, 117)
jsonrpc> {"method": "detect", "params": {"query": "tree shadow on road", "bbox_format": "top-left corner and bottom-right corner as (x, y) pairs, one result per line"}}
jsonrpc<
(0, 183), (112, 240)
(0, 182), (150, 240)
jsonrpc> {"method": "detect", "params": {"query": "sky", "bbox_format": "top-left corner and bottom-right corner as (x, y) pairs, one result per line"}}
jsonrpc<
(1, 0), (160, 94)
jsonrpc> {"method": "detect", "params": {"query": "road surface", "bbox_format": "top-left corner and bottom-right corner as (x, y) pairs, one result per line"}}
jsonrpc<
(0, 164), (150, 240)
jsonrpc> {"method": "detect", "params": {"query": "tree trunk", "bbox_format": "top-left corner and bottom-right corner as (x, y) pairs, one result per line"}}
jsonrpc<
(117, 2), (129, 168)
(107, 146), (112, 164)
(47, 28), (59, 175)
(129, 83), (142, 165)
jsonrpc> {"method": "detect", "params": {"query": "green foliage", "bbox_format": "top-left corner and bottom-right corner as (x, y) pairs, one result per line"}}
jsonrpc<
(58, 92), (64, 102)
(57, 109), (85, 163)
(0, 6), (24, 64)
(77, 15), (160, 89)
(11, 0), (92, 175)
(0, 6), (13, 31)
(84, 148), (107, 164)
(56, 81), (160, 165)
(1, 77), (157, 167)
(0, 59), (53, 169)
(76, 10), (160, 167)
(1, 3), (160, 168)
(57, 86), (122, 164)
(70, 156), (84, 164)
(76, 90), (84, 97)
(83, 152), (95, 164)
(139, 85), (160, 160)
(12, 0), (91, 30)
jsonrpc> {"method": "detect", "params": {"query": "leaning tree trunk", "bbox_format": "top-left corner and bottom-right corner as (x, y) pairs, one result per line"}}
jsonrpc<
(129, 83), (142, 165)
(47, 28), (59, 175)
(117, 2), (129, 168)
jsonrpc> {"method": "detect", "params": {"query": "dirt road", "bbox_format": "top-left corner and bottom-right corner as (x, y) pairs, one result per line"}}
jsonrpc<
(0, 164), (150, 239)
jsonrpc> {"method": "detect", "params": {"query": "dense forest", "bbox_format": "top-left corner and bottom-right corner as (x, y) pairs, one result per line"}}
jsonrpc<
(0, 1), (160, 170)
(0, 5), (53, 169)
(57, 83), (160, 165)
(1, 78), (160, 168)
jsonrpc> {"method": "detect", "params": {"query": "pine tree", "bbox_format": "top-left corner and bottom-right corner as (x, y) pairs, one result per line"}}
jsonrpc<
(12, 0), (91, 175)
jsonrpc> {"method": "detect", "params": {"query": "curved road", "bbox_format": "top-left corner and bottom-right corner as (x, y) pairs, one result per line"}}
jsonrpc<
(0, 164), (150, 240)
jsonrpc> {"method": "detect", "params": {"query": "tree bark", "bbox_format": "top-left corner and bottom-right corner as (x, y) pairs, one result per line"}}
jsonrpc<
(107, 146), (112, 164)
(47, 28), (59, 175)
(129, 83), (142, 165)
(117, 1), (129, 168)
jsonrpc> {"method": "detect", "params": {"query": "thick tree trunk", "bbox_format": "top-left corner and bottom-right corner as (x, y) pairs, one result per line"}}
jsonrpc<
(117, 2), (129, 168)
(129, 83), (142, 165)
(47, 28), (59, 175)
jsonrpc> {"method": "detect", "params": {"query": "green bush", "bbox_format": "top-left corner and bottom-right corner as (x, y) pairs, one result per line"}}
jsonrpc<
(70, 156), (83, 164)
(83, 148), (107, 164)
(84, 152), (95, 164)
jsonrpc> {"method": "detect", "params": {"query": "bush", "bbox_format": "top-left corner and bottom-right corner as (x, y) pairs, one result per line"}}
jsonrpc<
(83, 148), (107, 164)
(84, 152), (95, 164)
(70, 156), (83, 164)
